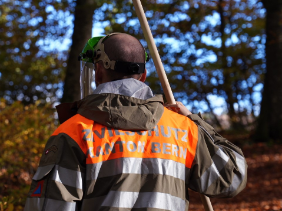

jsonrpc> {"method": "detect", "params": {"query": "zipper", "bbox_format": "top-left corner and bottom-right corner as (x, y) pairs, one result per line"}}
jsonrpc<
(198, 125), (215, 142)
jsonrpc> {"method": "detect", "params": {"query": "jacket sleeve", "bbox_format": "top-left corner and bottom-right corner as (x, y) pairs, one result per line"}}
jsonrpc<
(24, 132), (86, 211)
(187, 113), (247, 198)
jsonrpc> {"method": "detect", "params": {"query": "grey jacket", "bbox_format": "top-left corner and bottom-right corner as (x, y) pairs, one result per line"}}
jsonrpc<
(24, 79), (247, 211)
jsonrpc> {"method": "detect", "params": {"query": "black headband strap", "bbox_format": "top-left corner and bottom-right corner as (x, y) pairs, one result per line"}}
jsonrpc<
(114, 61), (145, 75)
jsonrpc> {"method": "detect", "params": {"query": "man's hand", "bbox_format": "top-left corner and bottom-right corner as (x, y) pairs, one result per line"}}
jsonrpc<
(165, 101), (192, 116)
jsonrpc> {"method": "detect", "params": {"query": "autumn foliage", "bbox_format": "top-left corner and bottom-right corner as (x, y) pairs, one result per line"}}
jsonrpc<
(0, 100), (57, 211)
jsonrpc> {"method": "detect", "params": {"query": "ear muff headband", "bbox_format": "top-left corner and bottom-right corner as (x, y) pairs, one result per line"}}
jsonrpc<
(95, 33), (150, 62)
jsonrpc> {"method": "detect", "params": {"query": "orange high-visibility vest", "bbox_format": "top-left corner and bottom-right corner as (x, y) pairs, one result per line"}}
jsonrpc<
(52, 108), (199, 169)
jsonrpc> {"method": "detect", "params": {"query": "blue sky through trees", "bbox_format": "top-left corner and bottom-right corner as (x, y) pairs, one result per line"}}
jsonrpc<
(28, 1), (265, 117)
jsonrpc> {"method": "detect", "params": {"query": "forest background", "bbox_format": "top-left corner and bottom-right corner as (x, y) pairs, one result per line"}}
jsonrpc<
(0, 0), (282, 210)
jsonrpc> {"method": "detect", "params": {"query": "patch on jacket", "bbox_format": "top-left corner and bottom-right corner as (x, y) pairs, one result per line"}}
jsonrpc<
(31, 180), (44, 197)
(45, 145), (58, 155)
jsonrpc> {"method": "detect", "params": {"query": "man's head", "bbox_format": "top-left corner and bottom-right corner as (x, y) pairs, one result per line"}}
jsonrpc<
(94, 33), (147, 85)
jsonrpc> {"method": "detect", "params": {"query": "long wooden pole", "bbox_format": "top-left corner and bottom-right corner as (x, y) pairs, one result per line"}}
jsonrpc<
(200, 193), (214, 211)
(132, 1), (214, 211)
(132, 0), (175, 104)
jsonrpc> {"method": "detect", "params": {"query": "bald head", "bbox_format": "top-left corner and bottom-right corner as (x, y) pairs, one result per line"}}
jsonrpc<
(104, 33), (146, 64)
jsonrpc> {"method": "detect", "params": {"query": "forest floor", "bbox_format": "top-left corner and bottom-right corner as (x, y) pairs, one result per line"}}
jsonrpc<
(188, 142), (282, 211)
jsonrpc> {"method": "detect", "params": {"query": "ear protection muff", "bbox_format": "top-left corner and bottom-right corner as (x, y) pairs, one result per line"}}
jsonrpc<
(145, 51), (150, 62)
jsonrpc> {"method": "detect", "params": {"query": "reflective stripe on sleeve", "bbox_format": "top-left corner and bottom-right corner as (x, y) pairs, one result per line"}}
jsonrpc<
(86, 157), (187, 181)
(199, 150), (247, 195)
(24, 198), (76, 211)
(200, 162), (220, 192)
(234, 151), (246, 177)
(101, 191), (186, 211)
(212, 148), (229, 171)
(44, 198), (76, 211)
(32, 164), (83, 190)
(224, 151), (246, 194)
(24, 198), (44, 211)
(52, 165), (83, 190)
(32, 164), (54, 180)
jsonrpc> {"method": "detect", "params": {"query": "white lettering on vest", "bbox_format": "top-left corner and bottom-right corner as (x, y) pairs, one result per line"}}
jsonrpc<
(163, 143), (171, 154)
(127, 141), (137, 152)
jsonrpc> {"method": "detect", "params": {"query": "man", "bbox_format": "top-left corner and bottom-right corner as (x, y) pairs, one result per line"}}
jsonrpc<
(24, 33), (247, 211)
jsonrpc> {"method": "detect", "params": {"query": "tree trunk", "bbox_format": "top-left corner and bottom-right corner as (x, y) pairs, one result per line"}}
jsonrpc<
(218, 0), (241, 130)
(255, 1), (282, 142)
(61, 0), (96, 103)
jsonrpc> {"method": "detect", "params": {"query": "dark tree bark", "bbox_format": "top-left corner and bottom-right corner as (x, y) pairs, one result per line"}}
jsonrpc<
(255, 1), (282, 142)
(218, 0), (242, 130)
(61, 0), (96, 103)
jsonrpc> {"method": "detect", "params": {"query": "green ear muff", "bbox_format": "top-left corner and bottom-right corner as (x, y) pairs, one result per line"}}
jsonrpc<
(79, 36), (104, 62)
(145, 51), (150, 62)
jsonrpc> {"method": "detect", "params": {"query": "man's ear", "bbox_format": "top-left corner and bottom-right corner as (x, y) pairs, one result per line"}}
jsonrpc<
(139, 69), (147, 82)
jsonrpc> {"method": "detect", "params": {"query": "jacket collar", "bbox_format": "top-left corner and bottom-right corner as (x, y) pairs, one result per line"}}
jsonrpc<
(56, 79), (164, 130)
(93, 78), (154, 100)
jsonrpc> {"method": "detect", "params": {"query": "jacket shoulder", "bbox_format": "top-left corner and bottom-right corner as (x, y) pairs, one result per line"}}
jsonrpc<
(160, 107), (198, 127)
(52, 114), (93, 136)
